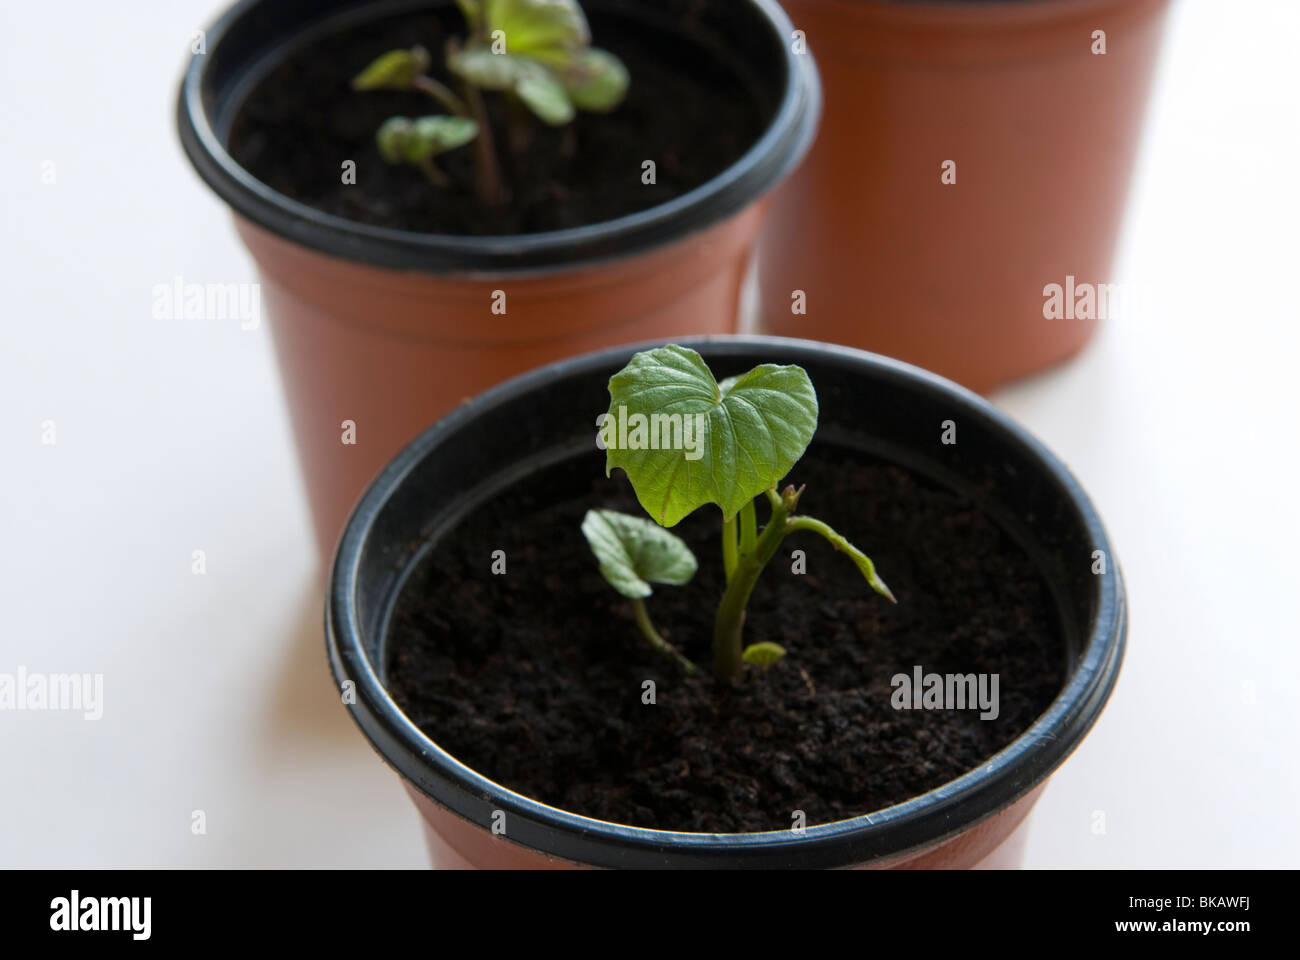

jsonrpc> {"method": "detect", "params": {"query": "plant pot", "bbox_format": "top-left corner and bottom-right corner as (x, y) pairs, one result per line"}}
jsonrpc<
(327, 334), (1126, 868)
(177, 0), (819, 556)
(753, 0), (1171, 393)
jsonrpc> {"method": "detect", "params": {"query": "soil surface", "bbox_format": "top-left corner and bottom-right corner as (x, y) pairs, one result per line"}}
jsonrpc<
(386, 450), (1065, 833)
(227, 8), (768, 235)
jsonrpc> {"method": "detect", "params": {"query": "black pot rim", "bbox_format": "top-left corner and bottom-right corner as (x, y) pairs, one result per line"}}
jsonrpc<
(176, 0), (821, 276)
(327, 334), (1128, 869)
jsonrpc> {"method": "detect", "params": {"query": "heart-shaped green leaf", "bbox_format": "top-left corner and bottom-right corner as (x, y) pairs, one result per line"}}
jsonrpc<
(489, 0), (589, 61)
(448, 49), (574, 125)
(376, 116), (479, 164)
(581, 509), (698, 599)
(562, 48), (628, 112)
(604, 345), (819, 527)
(448, 47), (524, 90)
(351, 47), (431, 91)
(515, 70), (574, 125)
(413, 115), (480, 153)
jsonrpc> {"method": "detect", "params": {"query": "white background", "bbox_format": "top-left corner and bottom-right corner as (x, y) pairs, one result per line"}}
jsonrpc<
(1, 0), (1297, 868)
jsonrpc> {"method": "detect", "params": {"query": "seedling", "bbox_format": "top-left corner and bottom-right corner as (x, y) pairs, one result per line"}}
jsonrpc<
(583, 345), (896, 683)
(351, 0), (629, 207)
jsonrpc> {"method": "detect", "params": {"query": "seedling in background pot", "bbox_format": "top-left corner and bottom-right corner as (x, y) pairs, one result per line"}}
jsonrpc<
(583, 345), (896, 683)
(351, 0), (629, 207)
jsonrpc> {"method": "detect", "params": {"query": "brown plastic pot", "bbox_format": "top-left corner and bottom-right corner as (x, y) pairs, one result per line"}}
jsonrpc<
(753, 0), (1172, 393)
(326, 336), (1127, 869)
(177, 0), (820, 556)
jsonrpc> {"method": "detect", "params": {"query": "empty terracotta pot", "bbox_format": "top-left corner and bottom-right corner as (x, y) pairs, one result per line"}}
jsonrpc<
(754, 0), (1172, 393)
(327, 337), (1127, 868)
(177, 0), (819, 555)
(232, 211), (769, 558)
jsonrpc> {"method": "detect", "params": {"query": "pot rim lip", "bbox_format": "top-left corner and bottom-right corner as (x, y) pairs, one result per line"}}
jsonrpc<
(326, 334), (1128, 869)
(176, 0), (821, 276)
(828, 0), (1165, 24)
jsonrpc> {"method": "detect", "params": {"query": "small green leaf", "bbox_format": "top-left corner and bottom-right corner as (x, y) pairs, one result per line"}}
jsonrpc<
(581, 509), (698, 599)
(375, 117), (414, 163)
(515, 70), (575, 125)
(447, 47), (527, 91)
(375, 116), (479, 165)
(351, 47), (431, 91)
(605, 345), (819, 527)
(488, 0), (589, 61)
(742, 642), (786, 670)
(448, 48), (574, 125)
(413, 115), (480, 153)
(562, 48), (628, 112)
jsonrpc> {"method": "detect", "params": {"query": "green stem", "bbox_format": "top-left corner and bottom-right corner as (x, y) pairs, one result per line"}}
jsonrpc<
(504, 94), (535, 174)
(712, 489), (895, 681)
(462, 82), (505, 209)
(412, 75), (469, 116)
(785, 516), (897, 603)
(739, 499), (757, 556)
(416, 156), (450, 188)
(630, 598), (695, 674)
(713, 492), (789, 681)
(721, 514), (738, 583)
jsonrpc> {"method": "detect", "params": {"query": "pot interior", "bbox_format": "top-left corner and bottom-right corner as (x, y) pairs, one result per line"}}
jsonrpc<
(357, 341), (1099, 718)
(333, 337), (1123, 863)
(207, 0), (787, 135)
(201, 0), (788, 222)
(182, 0), (817, 269)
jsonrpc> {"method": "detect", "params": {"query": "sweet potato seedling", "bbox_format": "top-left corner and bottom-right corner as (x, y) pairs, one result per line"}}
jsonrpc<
(351, 0), (629, 207)
(583, 345), (896, 682)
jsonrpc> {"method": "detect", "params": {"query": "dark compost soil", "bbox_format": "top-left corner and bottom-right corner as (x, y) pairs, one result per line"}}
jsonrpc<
(226, 8), (768, 235)
(385, 450), (1065, 833)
